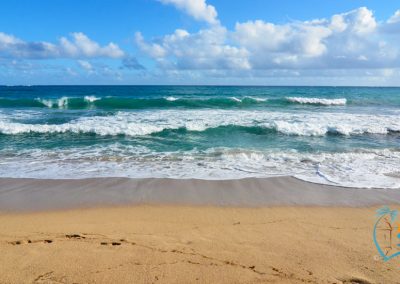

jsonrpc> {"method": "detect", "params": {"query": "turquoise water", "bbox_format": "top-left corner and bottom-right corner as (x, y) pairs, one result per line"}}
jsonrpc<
(0, 85), (400, 188)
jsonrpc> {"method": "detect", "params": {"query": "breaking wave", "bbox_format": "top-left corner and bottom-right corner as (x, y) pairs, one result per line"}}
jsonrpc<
(286, 97), (347, 106)
(0, 96), (272, 109)
(1, 110), (399, 137)
(0, 95), (349, 110)
(0, 146), (399, 189)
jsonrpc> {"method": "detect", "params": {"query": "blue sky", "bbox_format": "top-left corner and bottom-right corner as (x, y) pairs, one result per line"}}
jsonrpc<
(1, 0), (400, 85)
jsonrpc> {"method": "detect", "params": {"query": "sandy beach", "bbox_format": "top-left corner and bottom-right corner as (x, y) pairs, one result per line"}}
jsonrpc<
(3, 0), (400, 282)
(0, 177), (400, 283)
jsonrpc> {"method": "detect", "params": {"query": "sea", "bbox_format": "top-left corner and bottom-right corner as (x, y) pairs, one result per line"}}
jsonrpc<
(0, 85), (400, 189)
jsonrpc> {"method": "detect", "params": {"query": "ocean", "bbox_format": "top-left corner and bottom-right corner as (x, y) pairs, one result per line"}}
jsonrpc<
(0, 85), (399, 188)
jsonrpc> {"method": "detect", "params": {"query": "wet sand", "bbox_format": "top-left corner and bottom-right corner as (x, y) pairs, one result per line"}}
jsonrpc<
(1, 176), (400, 211)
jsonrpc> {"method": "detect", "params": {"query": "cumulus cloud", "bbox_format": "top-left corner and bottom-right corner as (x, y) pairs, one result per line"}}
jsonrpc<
(0, 32), (124, 59)
(159, 0), (219, 25)
(137, 6), (400, 72)
(77, 60), (93, 72)
(232, 7), (389, 69)
(388, 10), (400, 24)
(136, 26), (250, 70)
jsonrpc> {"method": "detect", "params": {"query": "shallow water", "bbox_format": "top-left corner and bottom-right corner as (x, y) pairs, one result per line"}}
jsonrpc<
(1, 85), (400, 188)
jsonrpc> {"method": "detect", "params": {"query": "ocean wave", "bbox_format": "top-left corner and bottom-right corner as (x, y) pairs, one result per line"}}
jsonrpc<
(0, 96), (270, 109)
(245, 96), (268, 102)
(36, 97), (69, 108)
(0, 146), (399, 188)
(229, 97), (242, 102)
(1, 110), (399, 137)
(286, 97), (347, 106)
(165, 96), (179, 101)
(0, 96), (347, 109)
(84, 96), (101, 103)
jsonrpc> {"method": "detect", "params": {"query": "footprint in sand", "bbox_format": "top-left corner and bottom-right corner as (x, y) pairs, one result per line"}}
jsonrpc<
(65, 234), (86, 239)
(10, 239), (52, 245)
(339, 277), (372, 284)
(100, 241), (122, 246)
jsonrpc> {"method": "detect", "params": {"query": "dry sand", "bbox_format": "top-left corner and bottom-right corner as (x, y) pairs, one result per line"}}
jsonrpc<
(0, 177), (400, 283)
(1, 206), (400, 283)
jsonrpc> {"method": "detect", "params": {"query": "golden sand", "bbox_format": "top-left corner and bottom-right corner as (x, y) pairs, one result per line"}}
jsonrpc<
(1, 205), (399, 283)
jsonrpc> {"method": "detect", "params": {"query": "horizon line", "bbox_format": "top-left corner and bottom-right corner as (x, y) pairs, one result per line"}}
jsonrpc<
(2, 84), (400, 88)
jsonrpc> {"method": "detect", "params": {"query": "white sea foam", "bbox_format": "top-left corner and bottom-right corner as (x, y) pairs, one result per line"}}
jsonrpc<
(286, 97), (347, 106)
(0, 146), (399, 189)
(84, 96), (100, 103)
(0, 109), (400, 136)
(36, 97), (69, 108)
(230, 97), (242, 102)
(165, 96), (179, 101)
(245, 96), (268, 102)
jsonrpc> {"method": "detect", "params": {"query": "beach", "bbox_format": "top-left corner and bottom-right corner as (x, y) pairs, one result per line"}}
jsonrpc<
(1, 177), (400, 283)
(3, 0), (400, 282)
(1, 87), (400, 283)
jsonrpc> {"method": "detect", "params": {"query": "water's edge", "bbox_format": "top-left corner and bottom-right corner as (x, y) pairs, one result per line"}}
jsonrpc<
(1, 176), (399, 212)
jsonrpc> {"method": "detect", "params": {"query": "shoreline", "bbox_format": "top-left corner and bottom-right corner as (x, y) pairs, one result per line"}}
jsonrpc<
(2, 177), (400, 283)
(1, 176), (399, 212)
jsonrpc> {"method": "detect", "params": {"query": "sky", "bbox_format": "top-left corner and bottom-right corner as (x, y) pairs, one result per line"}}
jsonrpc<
(1, 0), (400, 85)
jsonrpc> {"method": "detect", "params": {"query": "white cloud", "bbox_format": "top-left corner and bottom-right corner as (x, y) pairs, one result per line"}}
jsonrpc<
(135, 32), (167, 58)
(337, 7), (377, 34)
(387, 10), (400, 24)
(232, 7), (386, 69)
(137, 6), (400, 72)
(77, 60), (93, 72)
(233, 20), (332, 60)
(0, 32), (21, 46)
(159, 0), (219, 25)
(60, 33), (124, 58)
(136, 26), (250, 70)
(0, 32), (124, 59)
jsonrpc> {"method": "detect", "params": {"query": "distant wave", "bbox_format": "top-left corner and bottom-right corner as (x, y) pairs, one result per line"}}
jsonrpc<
(84, 96), (101, 103)
(0, 96), (349, 110)
(165, 96), (179, 101)
(0, 96), (270, 109)
(229, 97), (242, 102)
(245, 96), (268, 102)
(1, 110), (399, 137)
(286, 97), (347, 106)
(36, 97), (69, 108)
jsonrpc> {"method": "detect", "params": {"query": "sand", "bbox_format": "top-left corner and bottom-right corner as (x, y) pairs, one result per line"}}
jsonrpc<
(0, 177), (400, 283)
(1, 177), (400, 211)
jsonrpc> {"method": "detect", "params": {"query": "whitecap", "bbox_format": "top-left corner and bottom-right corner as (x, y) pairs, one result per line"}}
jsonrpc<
(229, 97), (242, 102)
(286, 97), (347, 106)
(0, 109), (399, 137)
(36, 97), (69, 108)
(244, 96), (268, 102)
(84, 96), (100, 103)
(165, 96), (179, 101)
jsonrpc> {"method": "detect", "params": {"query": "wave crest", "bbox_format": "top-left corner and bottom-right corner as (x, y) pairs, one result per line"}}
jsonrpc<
(36, 97), (69, 108)
(1, 110), (399, 137)
(286, 97), (347, 106)
(84, 96), (100, 103)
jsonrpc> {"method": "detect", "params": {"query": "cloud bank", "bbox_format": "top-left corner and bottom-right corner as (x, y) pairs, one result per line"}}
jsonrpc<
(2, 0), (400, 84)
(0, 32), (124, 59)
(137, 4), (400, 77)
